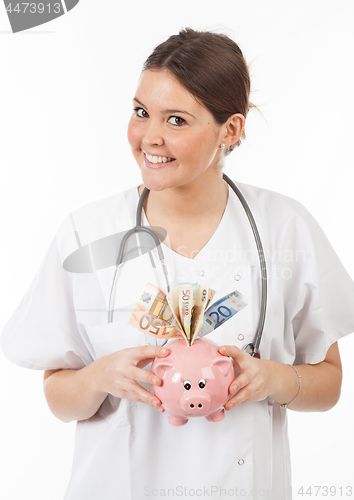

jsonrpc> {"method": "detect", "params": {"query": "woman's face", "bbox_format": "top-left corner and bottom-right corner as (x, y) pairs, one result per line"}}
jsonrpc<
(127, 69), (226, 192)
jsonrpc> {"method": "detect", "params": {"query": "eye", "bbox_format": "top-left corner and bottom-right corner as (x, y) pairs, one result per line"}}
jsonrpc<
(183, 380), (191, 390)
(168, 116), (185, 126)
(134, 107), (149, 118)
(198, 379), (206, 389)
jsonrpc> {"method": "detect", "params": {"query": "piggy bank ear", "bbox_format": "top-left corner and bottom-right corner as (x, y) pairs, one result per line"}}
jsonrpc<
(211, 357), (233, 377)
(152, 361), (174, 379)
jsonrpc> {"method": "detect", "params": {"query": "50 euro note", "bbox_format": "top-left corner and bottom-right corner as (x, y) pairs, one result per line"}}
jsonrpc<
(167, 282), (216, 345)
(128, 282), (184, 340)
(178, 282), (197, 344)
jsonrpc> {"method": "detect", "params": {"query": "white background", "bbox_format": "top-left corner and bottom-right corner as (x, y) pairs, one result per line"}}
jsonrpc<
(1, 1), (353, 499)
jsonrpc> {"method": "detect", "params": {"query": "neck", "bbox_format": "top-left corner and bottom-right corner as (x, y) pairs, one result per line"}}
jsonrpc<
(139, 169), (229, 224)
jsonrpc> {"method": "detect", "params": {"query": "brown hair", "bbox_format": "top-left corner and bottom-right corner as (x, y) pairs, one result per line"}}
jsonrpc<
(143, 28), (254, 153)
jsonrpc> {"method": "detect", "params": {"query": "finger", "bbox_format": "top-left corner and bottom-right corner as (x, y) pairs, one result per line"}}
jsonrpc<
(130, 345), (170, 363)
(112, 384), (165, 412)
(126, 365), (163, 387)
(219, 345), (245, 362)
(225, 385), (256, 409)
(124, 381), (165, 412)
(140, 397), (165, 413)
(229, 371), (252, 394)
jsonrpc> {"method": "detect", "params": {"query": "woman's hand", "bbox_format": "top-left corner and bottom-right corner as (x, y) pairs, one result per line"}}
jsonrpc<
(219, 343), (342, 412)
(93, 345), (170, 412)
(218, 345), (276, 410)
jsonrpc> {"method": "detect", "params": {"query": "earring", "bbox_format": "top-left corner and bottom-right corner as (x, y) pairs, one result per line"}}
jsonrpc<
(221, 144), (226, 149)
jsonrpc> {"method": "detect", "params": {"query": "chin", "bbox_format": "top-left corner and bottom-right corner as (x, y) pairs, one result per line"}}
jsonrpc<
(140, 168), (173, 192)
(141, 178), (169, 192)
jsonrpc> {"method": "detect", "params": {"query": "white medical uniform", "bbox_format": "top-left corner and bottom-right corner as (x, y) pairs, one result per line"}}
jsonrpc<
(2, 181), (354, 500)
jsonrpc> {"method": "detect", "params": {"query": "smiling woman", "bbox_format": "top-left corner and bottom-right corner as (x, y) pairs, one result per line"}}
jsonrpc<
(1, 27), (354, 500)
(127, 69), (244, 194)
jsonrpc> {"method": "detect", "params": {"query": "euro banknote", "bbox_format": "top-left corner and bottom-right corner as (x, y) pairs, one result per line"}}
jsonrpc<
(198, 290), (247, 338)
(128, 282), (184, 340)
(167, 282), (216, 345)
(190, 284), (216, 345)
(178, 282), (197, 343)
(129, 283), (246, 345)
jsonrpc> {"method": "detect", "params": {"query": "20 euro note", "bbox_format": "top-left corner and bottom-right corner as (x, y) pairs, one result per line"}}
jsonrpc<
(198, 290), (248, 338)
(128, 282), (184, 340)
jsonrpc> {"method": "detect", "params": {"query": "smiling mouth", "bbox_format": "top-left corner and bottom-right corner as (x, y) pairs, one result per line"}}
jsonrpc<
(144, 152), (176, 164)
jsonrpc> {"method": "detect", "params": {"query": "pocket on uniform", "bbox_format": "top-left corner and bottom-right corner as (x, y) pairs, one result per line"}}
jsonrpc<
(85, 321), (156, 411)
(85, 321), (145, 359)
(206, 263), (260, 350)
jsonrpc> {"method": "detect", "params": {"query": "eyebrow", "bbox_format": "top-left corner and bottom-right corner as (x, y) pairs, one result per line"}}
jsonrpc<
(133, 97), (196, 119)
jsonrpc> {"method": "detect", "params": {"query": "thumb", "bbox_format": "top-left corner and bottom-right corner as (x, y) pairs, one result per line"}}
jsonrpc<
(219, 345), (245, 361)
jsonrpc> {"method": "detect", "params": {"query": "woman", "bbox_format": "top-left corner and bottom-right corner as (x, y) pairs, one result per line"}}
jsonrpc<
(2, 28), (354, 500)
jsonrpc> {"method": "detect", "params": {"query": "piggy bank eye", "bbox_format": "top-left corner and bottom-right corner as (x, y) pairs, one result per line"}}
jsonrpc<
(198, 379), (206, 389)
(183, 380), (191, 390)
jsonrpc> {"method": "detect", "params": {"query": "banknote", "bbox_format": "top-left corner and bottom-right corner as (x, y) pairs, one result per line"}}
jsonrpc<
(198, 290), (247, 338)
(128, 282), (184, 339)
(166, 286), (184, 333)
(129, 283), (245, 345)
(178, 282), (197, 343)
(190, 285), (216, 345)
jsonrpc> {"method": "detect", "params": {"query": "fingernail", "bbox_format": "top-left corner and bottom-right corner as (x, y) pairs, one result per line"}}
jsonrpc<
(152, 377), (159, 385)
(219, 347), (227, 353)
(230, 385), (237, 393)
(161, 348), (168, 355)
(153, 402), (164, 412)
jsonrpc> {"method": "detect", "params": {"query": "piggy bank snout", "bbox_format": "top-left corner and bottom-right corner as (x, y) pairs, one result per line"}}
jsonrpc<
(180, 391), (212, 413)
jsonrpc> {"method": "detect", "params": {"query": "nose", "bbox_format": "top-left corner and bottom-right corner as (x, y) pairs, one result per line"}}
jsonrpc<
(142, 120), (164, 148)
(181, 391), (212, 414)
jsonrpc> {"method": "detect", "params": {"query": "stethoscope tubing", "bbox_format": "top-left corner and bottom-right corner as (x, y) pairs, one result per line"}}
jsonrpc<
(222, 174), (267, 357)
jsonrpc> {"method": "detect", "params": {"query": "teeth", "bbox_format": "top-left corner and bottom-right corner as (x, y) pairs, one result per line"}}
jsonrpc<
(145, 153), (174, 164)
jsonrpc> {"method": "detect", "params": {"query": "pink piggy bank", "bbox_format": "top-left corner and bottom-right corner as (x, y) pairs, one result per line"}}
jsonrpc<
(151, 338), (234, 426)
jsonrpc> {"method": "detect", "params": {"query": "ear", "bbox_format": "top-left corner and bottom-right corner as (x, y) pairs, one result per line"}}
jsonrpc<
(222, 113), (245, 147)
(152, 361), (174, 379)
(211, 356), (233, 377)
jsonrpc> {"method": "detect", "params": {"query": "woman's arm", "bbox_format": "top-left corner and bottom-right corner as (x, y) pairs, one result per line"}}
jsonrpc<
(43, 362), (109, 423)
(43, 345), (169, 423)
(219, 342), (342, 412)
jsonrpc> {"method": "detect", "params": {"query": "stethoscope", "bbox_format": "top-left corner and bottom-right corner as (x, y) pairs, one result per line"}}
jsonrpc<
(108, 173), (267, 358)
